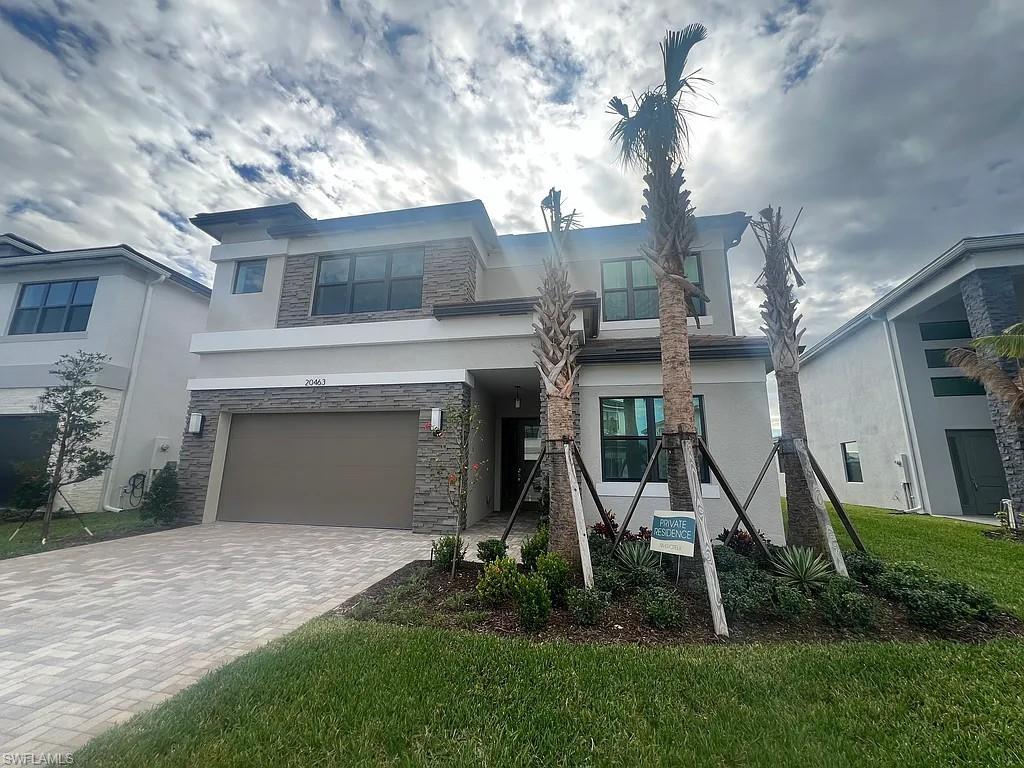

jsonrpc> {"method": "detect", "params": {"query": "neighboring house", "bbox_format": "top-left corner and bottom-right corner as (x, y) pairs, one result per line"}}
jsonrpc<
(0, 232), (211, 514)
(800, 233), (1024, 519)
(179, 200), (784, 541)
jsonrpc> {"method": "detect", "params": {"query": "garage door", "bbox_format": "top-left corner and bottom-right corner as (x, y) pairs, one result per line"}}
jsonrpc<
(217, 411), (418, 528)
(0, 414), (56, 509)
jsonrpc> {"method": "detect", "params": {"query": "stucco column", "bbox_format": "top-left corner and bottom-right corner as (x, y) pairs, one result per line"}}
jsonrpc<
(959, 267), (1024, 513)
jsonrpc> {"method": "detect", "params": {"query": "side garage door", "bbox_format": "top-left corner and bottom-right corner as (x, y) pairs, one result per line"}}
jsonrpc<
(217, 411), (418, 528)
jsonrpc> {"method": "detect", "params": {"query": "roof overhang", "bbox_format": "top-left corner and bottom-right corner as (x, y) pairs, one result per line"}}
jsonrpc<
(191, 203), (312, 242)
(434, 291), (600, 338)
(577, 336), (771, 365)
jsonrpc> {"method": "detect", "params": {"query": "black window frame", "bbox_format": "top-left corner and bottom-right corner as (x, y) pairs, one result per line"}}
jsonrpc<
(924, 348), (954, 368)
(232, 259), (267, 294)
(919, 320), (972, 341)
(931, 376), (986, 397)
(8, 278), (98, 335)
(600, 253), (705, 322)
(599, 394), (709, 484)
(312, 248), (424, 316)
(841, 441), (863, 483)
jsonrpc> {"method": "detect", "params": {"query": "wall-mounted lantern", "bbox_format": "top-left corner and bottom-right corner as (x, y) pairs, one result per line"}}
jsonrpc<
(430, 408), (443, 435)
(187, 413), (204, 435)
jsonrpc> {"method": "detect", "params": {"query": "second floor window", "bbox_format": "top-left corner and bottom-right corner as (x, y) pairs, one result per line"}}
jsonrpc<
(233, 259), (266, 294)
(9, 278), (98, 335)
(313, 248), (424, 316)
(601, 254), (703, 321)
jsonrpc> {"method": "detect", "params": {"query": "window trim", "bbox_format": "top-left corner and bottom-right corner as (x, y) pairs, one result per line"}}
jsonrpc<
(311, 248), (424, 316)
(840, 441), (863, 483)
(599, 394), (709, 484)
(8, 278), (98, 335)
(232, 259), (267, 295)
(600, 253), (703, 321)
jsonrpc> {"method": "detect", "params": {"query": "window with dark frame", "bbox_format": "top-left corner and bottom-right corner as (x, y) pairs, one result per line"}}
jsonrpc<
(919, 320), (972, 341)
(931, 376), (986, 397)
(600, 395), (710, 485)
(924, 348), (953, 368)
(8, 278), (98, 335)
(601, 254), (704, 321)
(312, 248), (423, 316)
(233, 259), (266, 294)
(841, 441), (863, 483)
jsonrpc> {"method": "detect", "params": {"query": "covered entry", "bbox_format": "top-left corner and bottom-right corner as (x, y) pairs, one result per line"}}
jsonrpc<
(217, 411), (418, 528)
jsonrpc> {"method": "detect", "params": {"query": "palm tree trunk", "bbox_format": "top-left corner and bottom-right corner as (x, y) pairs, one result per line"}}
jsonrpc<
(776, 369), (824, 550)
(546, 392), (580, 571)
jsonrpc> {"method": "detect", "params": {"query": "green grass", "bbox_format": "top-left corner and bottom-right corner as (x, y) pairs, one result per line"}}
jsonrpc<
(76, 620), (1024, 768)
(0, 510), (165, 559)
(831, 503), (1024, 617)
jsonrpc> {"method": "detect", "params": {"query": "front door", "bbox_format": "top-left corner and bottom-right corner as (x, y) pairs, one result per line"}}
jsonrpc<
(501, 418), (542, 510)
(947, 429), (1009, 516)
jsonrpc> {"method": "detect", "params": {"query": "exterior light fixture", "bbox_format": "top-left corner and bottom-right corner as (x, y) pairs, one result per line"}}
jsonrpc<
(430, 408), (444, 434)
(514, 385), (521, 410)
(187, 413), (204, 435)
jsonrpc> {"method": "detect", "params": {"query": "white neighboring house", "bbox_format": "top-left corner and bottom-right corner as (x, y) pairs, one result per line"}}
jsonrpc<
(0, 232), (211, 514)
(799, 232), (1024, 520)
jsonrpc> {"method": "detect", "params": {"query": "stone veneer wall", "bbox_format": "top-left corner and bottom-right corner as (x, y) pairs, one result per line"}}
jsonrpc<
(276, 238), (478, 327)
(178, 382), (470, 533)
(959, 267), (1024, 514)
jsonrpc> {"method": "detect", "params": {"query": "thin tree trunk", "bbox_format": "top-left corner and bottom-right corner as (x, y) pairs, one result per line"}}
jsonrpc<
(546, 393), (580, 572)
(41, 439), (66, 543)
(776, 369), (824, 549)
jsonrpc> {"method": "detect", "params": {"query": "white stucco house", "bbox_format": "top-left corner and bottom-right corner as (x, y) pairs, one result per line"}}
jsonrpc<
(800, 232), (1024, 520)
(178, 200), (785, 543)
(0, 232), (211, 514)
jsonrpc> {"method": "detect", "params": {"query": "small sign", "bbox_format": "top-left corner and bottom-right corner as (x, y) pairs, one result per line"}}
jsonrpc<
(650, 510), (696, 557)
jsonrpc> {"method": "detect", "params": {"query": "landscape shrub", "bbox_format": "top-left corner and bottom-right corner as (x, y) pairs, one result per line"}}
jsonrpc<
(594, 566), (629, 598)
(432, 535), (468, 571)
(902, 588), (970, 630)
(939, 580), (997, 620)
(819, 576), (876, 629)
(520, 527), (549, 571)
(476, 557), (522, 606)
(641, 587), (685, 629)
(773, 583), (811, 620)
(535, 552), (572, 606)
(844, 550), (887, 585)
(713, 544), (759, 574)
(517, 574), (552, 631)
(719, 568), (775, 619)
(567, 587), (610, 627)
(588, 532), (615, 567)
(716, 527), (773, 557)
(873, 561), (936, 600)
(615, 541), (667, 592)
(871, 560), (996, 626)
(476, 538), (508, 564)
(138, 465), (183, 525)
(771, 546), (833, 594)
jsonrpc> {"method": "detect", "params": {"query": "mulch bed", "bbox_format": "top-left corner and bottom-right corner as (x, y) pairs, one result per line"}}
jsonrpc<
(335, 560), (1024, 646)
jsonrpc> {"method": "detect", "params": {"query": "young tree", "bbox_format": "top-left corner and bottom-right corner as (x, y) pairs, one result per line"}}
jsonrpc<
(536, 188), (583, 570)
(35, 352), (114, 543)
(607, 25), (711, 564)
(947, 323), (1024, 421)
(751, 206), (823, 550)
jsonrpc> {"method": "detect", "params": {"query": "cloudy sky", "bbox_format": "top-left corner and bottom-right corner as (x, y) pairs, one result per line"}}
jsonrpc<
(1, 0), (1022, 349)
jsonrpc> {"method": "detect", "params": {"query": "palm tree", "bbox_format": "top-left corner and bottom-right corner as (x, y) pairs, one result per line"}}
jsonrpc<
(536, 188), (583, 570)
(947, 323), (1024, 421)
(750, 206), (824, 551)
(607, 25), (711, 561)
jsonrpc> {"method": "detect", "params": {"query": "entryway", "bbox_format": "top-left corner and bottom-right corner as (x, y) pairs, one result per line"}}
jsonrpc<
(946, 429), (1008, 517)
(501, 417), (542, 510)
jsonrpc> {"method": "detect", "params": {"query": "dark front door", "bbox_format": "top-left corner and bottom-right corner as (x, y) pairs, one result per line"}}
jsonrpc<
(947, 429), (1008, 517)
(501, 418), (542, 510)
(0, 414), (56, 509)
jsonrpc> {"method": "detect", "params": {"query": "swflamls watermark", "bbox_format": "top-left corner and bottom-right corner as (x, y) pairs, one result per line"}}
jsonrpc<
(2, 755), (73, 766)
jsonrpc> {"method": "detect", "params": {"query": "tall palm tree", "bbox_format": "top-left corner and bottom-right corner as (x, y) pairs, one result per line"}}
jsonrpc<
(751, 206), (824, 551)
(536, 188), (583, 570)
(607, 25), (711, 560)
(947, 323), (1024, 421)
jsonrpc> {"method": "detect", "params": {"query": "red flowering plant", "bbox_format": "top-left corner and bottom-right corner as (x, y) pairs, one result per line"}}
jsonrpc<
(591, 511), (651, 542)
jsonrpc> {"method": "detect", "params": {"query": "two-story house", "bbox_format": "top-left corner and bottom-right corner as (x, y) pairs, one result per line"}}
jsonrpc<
(179, 200), (784, 541)
(0, 232), (211, 514)
(800, 232), (1024, 520)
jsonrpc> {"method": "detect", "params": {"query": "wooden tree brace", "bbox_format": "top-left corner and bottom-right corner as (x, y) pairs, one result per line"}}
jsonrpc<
(500, 442), (546, 543)
(568, 438), (616, 535)
(805, 447), (866, 552)
(683, 437), (729, 638)
(695, 436), (772, 560)
(792, 438), (848, 576)
(612, 439), (663, 551)
(564, 443), (595, 588)
(725, 440), (780, 545)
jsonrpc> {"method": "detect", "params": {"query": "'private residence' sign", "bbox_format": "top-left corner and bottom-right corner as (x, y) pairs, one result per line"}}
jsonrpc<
(650, 511), (697, 557)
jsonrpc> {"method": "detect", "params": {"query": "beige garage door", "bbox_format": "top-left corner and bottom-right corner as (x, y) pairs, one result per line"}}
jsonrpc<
(217, 411), (418, 528)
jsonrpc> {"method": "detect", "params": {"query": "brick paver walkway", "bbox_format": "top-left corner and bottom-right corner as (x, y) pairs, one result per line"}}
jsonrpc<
(0, 523), (432, 756)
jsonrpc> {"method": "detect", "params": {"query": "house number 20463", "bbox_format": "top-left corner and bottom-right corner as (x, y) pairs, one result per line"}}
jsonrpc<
(304, 377), (327, 387)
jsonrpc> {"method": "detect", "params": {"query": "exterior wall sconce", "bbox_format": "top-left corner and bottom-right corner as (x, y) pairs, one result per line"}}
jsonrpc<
(187, 413), (204, 435)
(514, 385), (521, 410)
(430, 407), (444, 435)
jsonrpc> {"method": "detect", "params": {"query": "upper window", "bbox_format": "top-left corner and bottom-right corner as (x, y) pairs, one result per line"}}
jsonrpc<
(924, 348), (953, 368)
(8, 279), (97, 335)
(233, 259), (266, 294)
(601, 254), (703, 322)
(931, 376), (986, 397)
(920, 320), (971, 341)
(841, 441), (863, 483)
(600, 395), (709, 485)
(313, 248), (424, 316)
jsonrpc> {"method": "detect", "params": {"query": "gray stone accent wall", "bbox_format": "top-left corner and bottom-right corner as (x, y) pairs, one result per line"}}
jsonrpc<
(276, 238), (478, 327)
(959, 267), (1024, 512)
(178, 382), (470, 533)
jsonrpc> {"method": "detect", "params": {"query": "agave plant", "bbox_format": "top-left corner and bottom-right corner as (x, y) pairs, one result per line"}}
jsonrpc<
(771, 546), (833, 594)
(616, 541), (661, 571)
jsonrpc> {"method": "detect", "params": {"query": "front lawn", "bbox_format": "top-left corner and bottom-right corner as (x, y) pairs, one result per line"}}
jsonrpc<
(0, 510), (172, 560)
(75, 620), (1024, 767)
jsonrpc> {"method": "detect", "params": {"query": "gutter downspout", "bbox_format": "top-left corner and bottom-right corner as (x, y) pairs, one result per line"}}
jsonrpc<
(878, 313), (927, 514)
(103, 274), (166, 512)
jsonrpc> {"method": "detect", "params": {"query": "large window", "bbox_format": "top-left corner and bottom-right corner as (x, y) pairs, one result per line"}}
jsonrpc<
(312, 248), (424, 316)
(233, 259), (266, 294)
(601, 254), (703, 321)
(600, 395), (709, 484)
(919, 320), (971, 341)
(8, 279), (97, 335)
(841, 441), (863, 483)
(931, 376), (985, 397)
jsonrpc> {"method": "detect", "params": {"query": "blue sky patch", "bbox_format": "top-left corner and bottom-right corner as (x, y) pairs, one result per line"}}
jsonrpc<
(230, 161), (266, 184)
(0, 6), (108, 65)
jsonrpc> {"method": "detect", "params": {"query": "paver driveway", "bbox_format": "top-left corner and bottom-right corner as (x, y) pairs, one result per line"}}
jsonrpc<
(0, 522), (432, 756)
